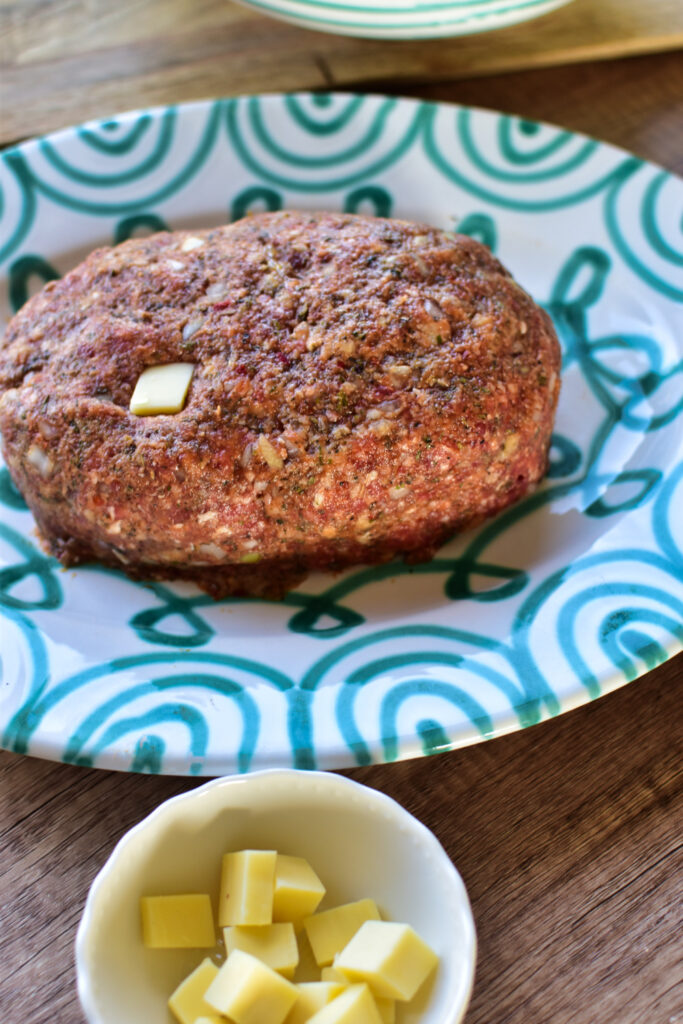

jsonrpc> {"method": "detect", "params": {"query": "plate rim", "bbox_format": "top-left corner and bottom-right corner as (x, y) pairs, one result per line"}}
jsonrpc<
(231, 0), (574, 39)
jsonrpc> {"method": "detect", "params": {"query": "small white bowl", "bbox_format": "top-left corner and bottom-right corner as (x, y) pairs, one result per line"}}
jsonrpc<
(76, 770), (476, 1024)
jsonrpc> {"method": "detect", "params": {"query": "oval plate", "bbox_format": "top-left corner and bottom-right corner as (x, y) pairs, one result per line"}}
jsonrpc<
(233, 0), (575, 40)
(1, 93), (681, 775)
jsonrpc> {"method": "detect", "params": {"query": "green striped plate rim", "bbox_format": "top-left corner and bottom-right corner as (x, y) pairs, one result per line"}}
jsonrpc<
(234, 0), (575, 39)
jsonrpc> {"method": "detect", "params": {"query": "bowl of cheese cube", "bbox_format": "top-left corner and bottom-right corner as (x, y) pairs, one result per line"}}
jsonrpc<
(76, 770), (476, 1024)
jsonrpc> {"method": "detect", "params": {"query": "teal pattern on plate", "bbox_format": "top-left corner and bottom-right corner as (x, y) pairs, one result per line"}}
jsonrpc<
(231, 0), (575, 40)
(0, 93), (681, 775)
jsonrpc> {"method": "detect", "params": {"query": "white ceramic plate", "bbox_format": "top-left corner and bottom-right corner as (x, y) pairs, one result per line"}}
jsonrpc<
(1, 93), (681, 775)
(234, 0), (575, 40)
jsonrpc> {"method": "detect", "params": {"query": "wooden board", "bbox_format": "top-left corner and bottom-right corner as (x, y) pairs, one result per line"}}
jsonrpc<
(1, 0), (683, 146)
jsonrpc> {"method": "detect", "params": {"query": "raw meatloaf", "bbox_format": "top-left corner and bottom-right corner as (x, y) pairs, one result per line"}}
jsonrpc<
(0, 212), (561, 598)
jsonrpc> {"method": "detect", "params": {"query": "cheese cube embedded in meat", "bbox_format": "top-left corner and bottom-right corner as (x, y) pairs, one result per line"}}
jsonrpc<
(219, 849), (277, 926)
(141, 893), (215, 948)
(283, 982), (346, 1024)
(223, 923), (299, 978)
(273, 855), (326, 924)
(168, 958), (221, 1024)
(204, 948), (298, 1024)
(129, 362), (194, 415)
(306, 984), (383, 1024)
(303, 899), (381, 966)
(335, 921), (438, 1001)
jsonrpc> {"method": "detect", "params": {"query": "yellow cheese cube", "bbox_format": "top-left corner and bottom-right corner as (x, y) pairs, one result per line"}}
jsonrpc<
(273, 855), (326, 924)
(320, 959), (392, 1020)
(306, 984), (383, 1024)
(168, 958), (222, 1024)
(336, 921), (438, 1001)
(304, 899), (380, 966)
(320, 965), (347, 984)
(224, 923), (299, 978)
(193, 1019), (224, 1024)
(320, 960), (392, 1019)
(283, 982), (346, 1024)
(205, 948), (298, 1024)
(293, 926), (320, 982)
(374, 998), (395, 1024)
(141, 894), (215, 948)
(219, 850), (277, 926)
(129, 363), (194, 415)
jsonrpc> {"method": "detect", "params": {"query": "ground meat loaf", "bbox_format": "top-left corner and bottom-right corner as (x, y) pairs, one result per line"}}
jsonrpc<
(0, 211), (561, 598)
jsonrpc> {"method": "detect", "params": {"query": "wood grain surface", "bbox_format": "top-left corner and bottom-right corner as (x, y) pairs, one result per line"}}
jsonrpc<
(1, 8), (683, 1023)
(1, 0), (683, 146)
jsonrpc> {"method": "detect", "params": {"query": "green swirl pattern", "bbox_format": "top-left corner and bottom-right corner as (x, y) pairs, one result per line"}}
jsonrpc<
(1, 94), (681, 775)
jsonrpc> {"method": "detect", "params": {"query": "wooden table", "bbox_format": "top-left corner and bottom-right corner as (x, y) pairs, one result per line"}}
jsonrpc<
(1, 3), (682, 1022)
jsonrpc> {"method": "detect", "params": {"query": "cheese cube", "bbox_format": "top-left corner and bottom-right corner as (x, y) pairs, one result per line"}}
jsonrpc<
(320, 961), (392, 1019)
(320, 965), (347, 984)
(306, 984), (383, 1024)
(293, 926), (320, 982)
(219, 850), (277, 926)
(283, 982), (345, 1024)
(273, 855), (326, 924)
(304, 899), (380, 966)
(141, 894), (215, 948)
(336, 921), (438, 1001)
(205, 948), (298, 1024)
(320, 961), (391, 1020)
(168, 958), (222, 1024)
(224, 923), (299, 978)
(129, 363), (194, 415)
(374, 998), (395, 1024)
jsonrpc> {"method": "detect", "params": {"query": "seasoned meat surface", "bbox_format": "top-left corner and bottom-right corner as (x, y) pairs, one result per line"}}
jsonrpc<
(0, 212), (561, 597)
